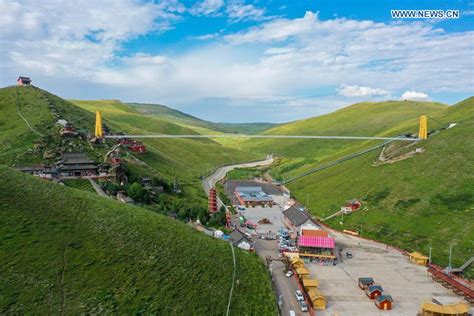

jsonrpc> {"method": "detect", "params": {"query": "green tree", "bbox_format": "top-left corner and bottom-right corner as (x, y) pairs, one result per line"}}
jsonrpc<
(127, 182), (145, 201)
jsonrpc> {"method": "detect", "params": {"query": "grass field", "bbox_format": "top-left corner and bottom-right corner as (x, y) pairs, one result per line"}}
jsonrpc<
(0, 167), (277, 314)
(63, 179), (96, 193)
(226, 167), (267, 180)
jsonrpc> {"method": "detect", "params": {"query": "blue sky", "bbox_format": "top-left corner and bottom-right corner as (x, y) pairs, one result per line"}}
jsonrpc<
(1, 0), (473, 122)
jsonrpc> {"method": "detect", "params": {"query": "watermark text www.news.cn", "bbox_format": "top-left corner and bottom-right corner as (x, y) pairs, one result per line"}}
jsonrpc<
(391, 10), (460, 19)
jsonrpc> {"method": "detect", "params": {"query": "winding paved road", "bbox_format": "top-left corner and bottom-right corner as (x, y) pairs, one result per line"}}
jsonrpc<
(201, 156), (311, 315)
(202, 157), (274, 208)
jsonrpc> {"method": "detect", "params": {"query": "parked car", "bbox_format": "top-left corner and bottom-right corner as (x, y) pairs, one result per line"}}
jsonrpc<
(299, 301), (308, 312)
(285, 270), (294, 277)
(295, 290), (304, 301)
(346, 251), (353, 258)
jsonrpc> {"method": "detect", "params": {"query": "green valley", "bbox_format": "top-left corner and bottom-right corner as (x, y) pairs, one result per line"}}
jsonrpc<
(128, 102), (278, 134)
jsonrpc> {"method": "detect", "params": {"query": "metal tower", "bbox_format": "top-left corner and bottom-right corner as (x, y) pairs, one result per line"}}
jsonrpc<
(418, 115), (428, 140)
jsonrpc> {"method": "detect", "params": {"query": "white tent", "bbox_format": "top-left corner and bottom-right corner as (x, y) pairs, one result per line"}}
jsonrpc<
(214, 230), (224, 239)
(237, 241), (251, 250)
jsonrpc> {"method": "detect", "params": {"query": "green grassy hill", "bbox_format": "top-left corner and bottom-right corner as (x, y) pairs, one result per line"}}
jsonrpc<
(69, 99), (260, 203)
(240, 101), (448, 181)
(0, 86), (260, 206)
(0, 86), (97, 166)
(241, 101), (446, 170)
(251, 98), (474, 276)
(0, 167), (276, 314)
(127, 102), (278, 134)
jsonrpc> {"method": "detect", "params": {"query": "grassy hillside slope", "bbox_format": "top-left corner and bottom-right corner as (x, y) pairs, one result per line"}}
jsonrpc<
(0, 86), (97, 165)
(127, 102), (278, 134)
(0, 167), (276, 314)
(240, 100), (448, 180)
(70, 100), (259, 182)
(281, 98), (474, 275)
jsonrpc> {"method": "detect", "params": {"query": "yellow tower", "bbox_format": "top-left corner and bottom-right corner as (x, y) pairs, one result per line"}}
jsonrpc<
(95, 111), (103, 138)
(418, 115), (427, 140)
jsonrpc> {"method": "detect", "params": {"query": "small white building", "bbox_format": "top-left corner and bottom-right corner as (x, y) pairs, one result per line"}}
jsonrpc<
(57, 119), (69, 127)
(117, 192), (133, 204)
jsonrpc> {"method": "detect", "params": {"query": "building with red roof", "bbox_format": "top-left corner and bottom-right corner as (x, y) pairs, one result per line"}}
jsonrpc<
(297, 235), (336, 259)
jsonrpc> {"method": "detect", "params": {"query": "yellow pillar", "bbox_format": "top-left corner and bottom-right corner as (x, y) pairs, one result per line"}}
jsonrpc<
(95, 111), (103, 138)
(418, 115), (427, 140)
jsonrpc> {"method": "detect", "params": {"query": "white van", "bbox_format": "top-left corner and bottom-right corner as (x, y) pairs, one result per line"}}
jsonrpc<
(289, 310), (296, 316)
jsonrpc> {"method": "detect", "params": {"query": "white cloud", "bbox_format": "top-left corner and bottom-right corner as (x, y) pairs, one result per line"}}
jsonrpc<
(338, 84), (388, 97)
(0, 0), (181, 77)
(1, 7), (473, 122)
(221, 11), (473, 95)
(191, 31), (224, 40)
(400, 91), (431, 101)
(225, 11), (319, 43)
(226, 3), (267, 22)
(193, 33), (219, 40)
(190, 0), (224, 16)
(264, 47), (295, 55)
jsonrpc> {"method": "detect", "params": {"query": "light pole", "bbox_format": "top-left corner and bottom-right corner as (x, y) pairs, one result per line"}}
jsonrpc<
(447, 244), (453, 274)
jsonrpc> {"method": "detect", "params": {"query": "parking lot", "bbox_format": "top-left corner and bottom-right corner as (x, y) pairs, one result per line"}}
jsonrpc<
(305, 231), (466, 315)
(239, 195), (287, 236)
(233, 194), (308, 315)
